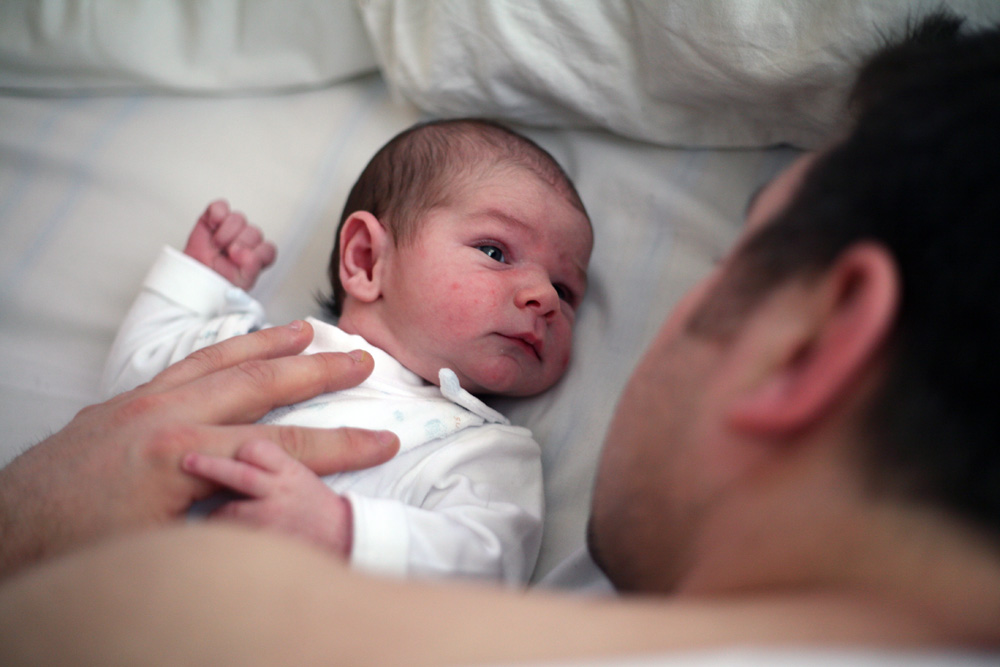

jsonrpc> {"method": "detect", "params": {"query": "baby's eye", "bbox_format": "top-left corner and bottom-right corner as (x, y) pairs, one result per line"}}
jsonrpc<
(554, 284), (572, 303)
(477, 245), (506, 263)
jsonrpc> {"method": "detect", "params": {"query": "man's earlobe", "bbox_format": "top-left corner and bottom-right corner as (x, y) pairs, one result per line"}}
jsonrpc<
(727, 242), (900, 436)
(339, 211), (388, 303)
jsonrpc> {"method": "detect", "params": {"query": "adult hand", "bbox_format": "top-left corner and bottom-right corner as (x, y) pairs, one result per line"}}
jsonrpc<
(0, 321), (399, 578)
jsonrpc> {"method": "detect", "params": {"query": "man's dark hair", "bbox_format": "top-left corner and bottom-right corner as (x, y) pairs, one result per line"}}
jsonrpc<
(706, 13), (1000, 534)
(320, 118), (587, 317)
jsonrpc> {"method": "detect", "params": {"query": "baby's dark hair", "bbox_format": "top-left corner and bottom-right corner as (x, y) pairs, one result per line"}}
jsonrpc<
(321, 118), (588, 317)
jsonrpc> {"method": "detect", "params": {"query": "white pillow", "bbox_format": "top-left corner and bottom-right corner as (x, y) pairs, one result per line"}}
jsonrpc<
(359, 0), (1000, 148)
(0, 0), (377, 93)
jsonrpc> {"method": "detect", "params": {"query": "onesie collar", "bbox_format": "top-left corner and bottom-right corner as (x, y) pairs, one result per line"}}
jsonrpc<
(303, 318), (509, 425)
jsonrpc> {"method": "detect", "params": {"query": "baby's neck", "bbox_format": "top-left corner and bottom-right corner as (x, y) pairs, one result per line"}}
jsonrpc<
(335, 308), (425, 382)
(335, 309), (385, 350)
(333, 310), (363, 338)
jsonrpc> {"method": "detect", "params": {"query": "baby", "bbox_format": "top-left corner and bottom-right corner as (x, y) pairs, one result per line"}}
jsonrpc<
(101, 118), (593, 585)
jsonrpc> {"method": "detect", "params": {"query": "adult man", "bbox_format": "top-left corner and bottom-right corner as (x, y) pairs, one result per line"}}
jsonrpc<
(1, 13), (999, 665)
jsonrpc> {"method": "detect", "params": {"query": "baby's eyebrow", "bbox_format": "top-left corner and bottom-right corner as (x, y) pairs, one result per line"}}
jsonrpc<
(480, 207), (531, 232)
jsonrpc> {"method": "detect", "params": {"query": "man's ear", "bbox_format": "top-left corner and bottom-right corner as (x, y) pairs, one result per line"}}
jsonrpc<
(339, 211), (389, 303)
(727, 242), (900, 436)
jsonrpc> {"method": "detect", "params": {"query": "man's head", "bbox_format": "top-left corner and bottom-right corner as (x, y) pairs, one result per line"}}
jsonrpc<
(329, 118), (593, 396)
(590, 14), (1000, 591)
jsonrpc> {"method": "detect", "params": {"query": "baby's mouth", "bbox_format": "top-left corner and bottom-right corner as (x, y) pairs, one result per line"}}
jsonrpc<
(501, 333), (542, 361)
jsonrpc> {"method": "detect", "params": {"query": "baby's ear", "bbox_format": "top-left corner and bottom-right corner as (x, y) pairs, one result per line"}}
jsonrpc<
(339, 211), (389, 303)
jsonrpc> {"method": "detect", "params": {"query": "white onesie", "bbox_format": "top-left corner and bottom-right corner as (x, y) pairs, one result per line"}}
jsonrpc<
(102, 247), (543, 585)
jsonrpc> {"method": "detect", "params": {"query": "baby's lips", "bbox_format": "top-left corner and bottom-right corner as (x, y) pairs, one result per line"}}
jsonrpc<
(508, 332), (543, 361)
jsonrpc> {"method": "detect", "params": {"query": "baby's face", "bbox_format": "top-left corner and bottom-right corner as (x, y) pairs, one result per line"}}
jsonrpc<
(378, 166), (592, 396)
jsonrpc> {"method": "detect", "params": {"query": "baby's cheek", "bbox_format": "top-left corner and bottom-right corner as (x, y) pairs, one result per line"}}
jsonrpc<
(553, 345), (572, 377)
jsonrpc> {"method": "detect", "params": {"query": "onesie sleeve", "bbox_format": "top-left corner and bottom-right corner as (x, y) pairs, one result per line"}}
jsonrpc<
(344, 423), (543, 585)
(100, 246), (268, 397)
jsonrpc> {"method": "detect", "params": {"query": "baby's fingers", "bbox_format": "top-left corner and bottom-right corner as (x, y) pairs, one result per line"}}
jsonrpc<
(256, 241), (277, 270)
(229, 242), (277, 288)
(185, 200), (231, 265)
(212, 210), (249, 250)
(233, 439), (300, 474)
(200, 200), (231, 230)
(232, 224), (263, 251)
(182, 448), (272, 498)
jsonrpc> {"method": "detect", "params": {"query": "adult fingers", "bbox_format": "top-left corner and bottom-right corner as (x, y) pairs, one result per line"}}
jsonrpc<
(217, 424), (399, 476)
(174, 349), (376, 425)
(178, 425), (397, 482)
(143, 321), (316, 393)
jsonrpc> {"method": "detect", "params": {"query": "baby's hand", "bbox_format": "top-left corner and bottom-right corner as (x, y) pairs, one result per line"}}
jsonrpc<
(181, 440), (353, 557)
(183, 199), (277, 290)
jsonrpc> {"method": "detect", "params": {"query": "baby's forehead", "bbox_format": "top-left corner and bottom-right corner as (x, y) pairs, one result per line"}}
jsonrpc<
(458, 159), (589, 218)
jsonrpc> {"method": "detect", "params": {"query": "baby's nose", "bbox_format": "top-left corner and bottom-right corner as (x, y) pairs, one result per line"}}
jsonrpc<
(515, 271), (559, 316)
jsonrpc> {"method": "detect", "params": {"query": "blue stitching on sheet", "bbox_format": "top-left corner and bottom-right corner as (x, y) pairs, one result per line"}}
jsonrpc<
(0, 97), (85, 225)
(0, 96), (145, 308)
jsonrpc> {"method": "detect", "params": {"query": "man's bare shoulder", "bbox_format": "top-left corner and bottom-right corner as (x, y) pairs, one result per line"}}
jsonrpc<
(1, 525), (991, 667)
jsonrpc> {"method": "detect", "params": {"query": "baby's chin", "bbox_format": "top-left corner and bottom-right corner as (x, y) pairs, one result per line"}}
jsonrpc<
(456, 366), (559, 398)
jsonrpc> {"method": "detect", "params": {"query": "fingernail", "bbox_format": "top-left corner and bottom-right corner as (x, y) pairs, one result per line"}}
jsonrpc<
(348, 349), (370, 363)
(286, 320), (304, 331)
(377, 430), (397, 446)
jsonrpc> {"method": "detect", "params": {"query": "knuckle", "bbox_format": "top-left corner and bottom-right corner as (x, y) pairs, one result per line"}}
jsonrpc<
(238, 438), (276, 462)
(144, 423), (202, 466)
(233, 358), (278, 392)
(274, 426), (308, 462)
(112, 392), (172, 425)
(184, 343), (228, 374)
(336, 427), (365, 453)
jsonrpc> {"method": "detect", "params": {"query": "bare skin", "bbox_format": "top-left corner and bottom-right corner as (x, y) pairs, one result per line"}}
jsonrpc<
(0, 522), (982, 666)
(0, 321), (398, 579)
(183, 199), (277, 290)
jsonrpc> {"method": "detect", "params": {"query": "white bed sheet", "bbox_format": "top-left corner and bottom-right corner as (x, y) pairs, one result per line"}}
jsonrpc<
(0, 70), (798, 588)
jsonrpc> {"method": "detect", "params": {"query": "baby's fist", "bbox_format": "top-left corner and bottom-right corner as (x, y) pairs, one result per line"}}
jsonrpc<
(184, 199), (277, 290)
